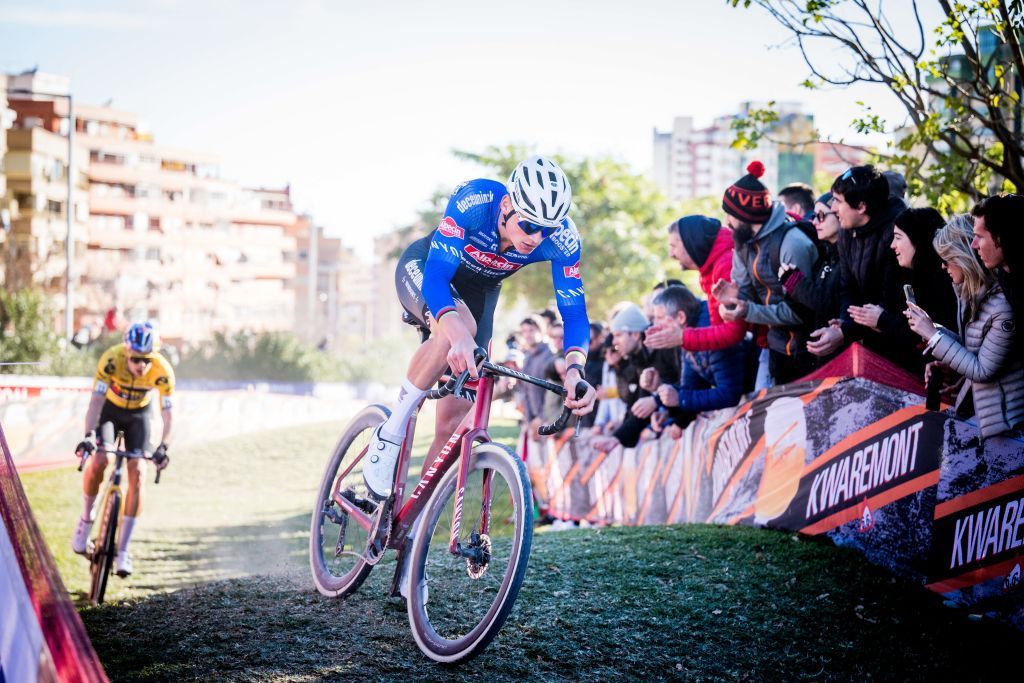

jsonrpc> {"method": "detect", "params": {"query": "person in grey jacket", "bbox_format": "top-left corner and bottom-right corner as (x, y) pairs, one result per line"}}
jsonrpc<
(713, 161), (818, 388)
(905, 217), (1024, 439)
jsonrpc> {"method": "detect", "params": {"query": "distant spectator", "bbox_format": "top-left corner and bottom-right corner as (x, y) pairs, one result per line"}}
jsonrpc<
(103, 306), (125, 334)
(883, 170), (908, 201)
(593, 335), (626, 434)
(713, 161), (818, 387)
(579, 322), (606, 429)
(778, 192), (842, 349)
(778, 182), (816, 222)
(516, 316), (554, 438)
(971, 194), (1024, 356)
(537, 308), (559, 331)
(589, 304), (676, 450)
(807, 165), (908, 365)
(905, 218), (1023, 438)
(646, 215), (747, 356)
(648, 285), (745, 427)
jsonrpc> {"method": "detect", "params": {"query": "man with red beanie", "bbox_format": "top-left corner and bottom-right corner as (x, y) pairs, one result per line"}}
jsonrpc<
(645, 215), (747, 354)
(713, 161), (818, 388)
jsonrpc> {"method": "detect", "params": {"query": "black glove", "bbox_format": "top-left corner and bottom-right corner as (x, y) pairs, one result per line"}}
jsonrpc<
(77, 432), (97, 457)
(152, 443), (170, 470)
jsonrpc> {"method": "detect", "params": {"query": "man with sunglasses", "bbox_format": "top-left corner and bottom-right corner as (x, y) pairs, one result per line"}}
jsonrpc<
(72, 321), (175, 577)
(806, 165), (908, 361)
(366, 155), (597, 501)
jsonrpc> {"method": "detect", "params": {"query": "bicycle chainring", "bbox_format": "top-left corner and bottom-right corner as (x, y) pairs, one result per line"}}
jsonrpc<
(364, 500), (392, 567)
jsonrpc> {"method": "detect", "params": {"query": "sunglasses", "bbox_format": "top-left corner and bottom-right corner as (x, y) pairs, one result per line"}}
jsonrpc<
(813, 210), (836, 222)
(129, 356), (152, 365)
(516, 213), (554, 238)
(839, 167), (872, 188)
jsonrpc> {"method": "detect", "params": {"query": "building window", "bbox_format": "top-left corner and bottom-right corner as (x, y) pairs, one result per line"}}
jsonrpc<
(47, 199), (63, 217)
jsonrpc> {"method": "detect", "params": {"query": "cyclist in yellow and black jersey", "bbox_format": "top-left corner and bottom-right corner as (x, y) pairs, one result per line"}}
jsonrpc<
(72, 322), (175, 577)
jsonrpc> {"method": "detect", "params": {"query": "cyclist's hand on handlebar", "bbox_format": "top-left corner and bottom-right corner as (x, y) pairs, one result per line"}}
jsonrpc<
(563, 375), (596, 416)
(447, 338), (480, 378)
(152, 443), (170, 471)
(76, 432), (97, 457)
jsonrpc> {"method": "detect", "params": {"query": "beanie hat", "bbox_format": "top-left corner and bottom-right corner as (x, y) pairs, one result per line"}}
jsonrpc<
(722, 160), (772, 224)
(609, 304), (650, 333)
(674, 215), (722, 268)
(816, 191), (833, 207)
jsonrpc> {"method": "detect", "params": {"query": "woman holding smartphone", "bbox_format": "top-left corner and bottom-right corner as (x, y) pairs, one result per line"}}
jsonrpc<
(905, 216), (1024, 439)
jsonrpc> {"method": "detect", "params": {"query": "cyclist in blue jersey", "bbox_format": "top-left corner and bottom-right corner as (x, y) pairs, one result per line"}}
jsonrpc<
(363, 155), (597, 499)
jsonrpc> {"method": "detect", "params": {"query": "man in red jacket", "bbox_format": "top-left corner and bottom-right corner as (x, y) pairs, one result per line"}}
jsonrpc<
(645, 215), (747, 353)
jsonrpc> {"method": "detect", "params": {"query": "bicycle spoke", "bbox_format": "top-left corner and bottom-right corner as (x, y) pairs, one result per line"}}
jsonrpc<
(309, 408), (384, 596)
(408, 444), (532, 661)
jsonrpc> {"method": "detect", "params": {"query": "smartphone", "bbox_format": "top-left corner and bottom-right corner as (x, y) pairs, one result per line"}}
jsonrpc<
(903, 284), (916, 306)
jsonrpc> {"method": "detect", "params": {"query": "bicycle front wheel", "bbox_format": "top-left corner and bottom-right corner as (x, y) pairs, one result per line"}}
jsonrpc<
(89, 491), (120, 605)
(406, 442), (533, 663)
(309, 404), (389, 598)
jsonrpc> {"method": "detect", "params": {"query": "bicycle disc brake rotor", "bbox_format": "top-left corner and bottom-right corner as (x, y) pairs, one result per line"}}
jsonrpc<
(466, 532), (492, 579)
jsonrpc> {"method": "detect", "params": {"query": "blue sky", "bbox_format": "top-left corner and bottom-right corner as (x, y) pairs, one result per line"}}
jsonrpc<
(1, 0), (929, 254)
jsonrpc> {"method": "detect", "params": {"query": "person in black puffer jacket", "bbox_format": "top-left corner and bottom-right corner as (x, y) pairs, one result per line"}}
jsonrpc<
(779, 192), (842, 367)
(807, 166), (909, 367)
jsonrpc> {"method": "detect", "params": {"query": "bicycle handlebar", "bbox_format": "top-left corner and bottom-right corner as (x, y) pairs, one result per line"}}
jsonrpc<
(425, 347), (590, 436)
(76, 447), (165, 484)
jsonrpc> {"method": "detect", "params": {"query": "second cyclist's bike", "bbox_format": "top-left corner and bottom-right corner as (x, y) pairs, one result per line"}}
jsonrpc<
(309, 349), (586, 662)
(77, 431), (162, 605)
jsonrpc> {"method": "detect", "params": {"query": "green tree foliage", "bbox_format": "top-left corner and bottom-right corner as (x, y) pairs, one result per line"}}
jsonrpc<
(729, 0), (1024, 211)
(0, 289), (101, 375)
(0, 289), (57, 369)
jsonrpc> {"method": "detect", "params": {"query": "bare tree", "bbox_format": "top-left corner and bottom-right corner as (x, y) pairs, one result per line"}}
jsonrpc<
(731, 0), (1024, 207)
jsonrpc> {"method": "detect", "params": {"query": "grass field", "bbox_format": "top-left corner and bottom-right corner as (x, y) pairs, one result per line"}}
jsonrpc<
(21, 415), (1023, 681)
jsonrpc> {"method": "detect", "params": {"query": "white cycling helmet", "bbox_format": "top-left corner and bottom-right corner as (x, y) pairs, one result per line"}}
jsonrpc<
(507, 155), (573, 228)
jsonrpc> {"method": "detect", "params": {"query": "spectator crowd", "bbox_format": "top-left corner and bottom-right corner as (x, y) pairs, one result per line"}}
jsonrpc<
(502, 162), (1023, 463)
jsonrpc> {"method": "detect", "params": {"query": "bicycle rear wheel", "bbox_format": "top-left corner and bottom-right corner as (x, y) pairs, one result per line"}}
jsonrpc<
(406, 442), (533, 663)
(309, 404), (390, 598)
(88, 491), (120, 605)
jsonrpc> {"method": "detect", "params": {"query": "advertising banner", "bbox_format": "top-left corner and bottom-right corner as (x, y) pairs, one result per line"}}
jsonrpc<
(530, 355), (1024, 628)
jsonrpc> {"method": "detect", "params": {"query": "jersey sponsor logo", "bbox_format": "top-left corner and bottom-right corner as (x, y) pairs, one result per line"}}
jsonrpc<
(464, 245), (522, 272)
(104, 359), (116, 375)
(155, 376), (169, 386)
(454, 191), (493, 214)
(549, 223), (580, 257)
(404, 260), (424, 287)
(556, 286), (585, 299)
(430, 240), (460, 259)
(563, 261), (581, 279)
(438, 217), (465, 239)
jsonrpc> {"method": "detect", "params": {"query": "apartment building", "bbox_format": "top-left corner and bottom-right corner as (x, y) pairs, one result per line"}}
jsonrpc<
(4, 70), (299, 343)
(653, 102), (834, 201)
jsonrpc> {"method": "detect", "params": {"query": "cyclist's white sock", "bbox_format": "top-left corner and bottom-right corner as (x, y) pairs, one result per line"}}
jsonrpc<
(119, 516), (137, 552)
(380, 378), (427, 443)
(82, 494), (97, 521)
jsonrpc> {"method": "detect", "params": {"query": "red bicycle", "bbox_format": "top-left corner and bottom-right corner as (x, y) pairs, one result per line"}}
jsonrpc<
(309, 349), (585, 662)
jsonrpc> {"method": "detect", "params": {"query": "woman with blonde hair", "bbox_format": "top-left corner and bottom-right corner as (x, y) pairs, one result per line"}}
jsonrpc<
(905, 214), (1024, 439)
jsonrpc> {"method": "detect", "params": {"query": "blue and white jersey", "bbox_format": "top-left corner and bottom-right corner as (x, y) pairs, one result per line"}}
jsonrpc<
(422, 178), (590, 356)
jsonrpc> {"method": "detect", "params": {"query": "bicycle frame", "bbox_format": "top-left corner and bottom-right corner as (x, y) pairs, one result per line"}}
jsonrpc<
(331, 374), (496, 559)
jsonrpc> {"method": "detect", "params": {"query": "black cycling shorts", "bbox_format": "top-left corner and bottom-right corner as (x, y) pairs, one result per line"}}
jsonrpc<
(96, 400), (151, 454)
(395, 234), (501, 349)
